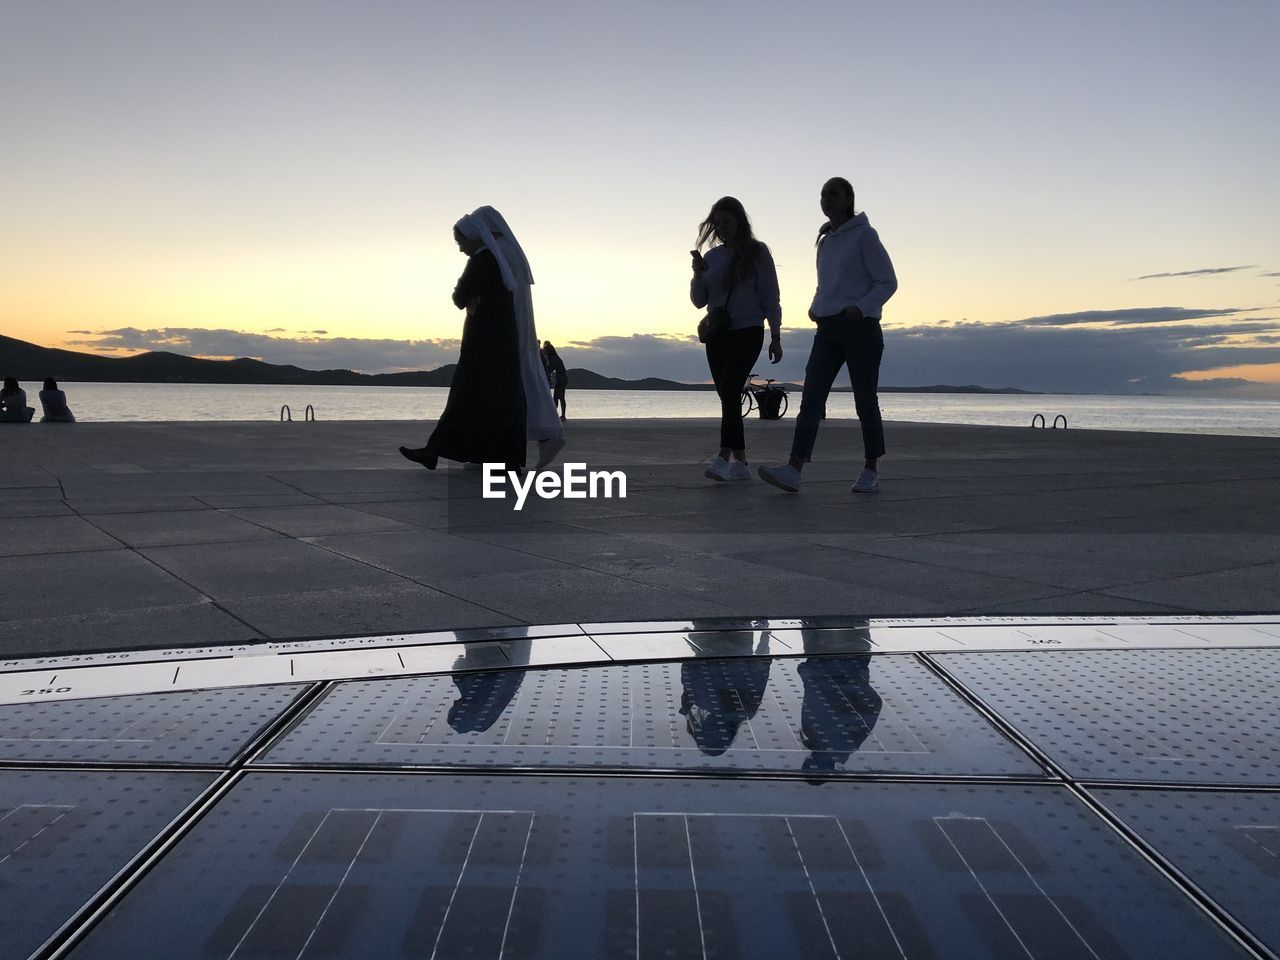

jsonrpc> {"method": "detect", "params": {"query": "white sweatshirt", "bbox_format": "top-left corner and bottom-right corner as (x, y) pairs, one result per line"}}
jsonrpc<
(810, 212), (897, 319)
(690, 243), (783, 337)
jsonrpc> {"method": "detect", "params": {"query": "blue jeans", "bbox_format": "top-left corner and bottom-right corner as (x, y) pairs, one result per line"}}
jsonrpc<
(791, 317), (885, 463)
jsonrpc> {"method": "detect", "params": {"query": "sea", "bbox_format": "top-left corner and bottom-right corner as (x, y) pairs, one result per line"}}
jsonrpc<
(9, 381), (1280, 437)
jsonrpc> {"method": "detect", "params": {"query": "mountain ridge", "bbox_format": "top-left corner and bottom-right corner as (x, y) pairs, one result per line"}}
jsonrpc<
(0, 335), (1039, 394)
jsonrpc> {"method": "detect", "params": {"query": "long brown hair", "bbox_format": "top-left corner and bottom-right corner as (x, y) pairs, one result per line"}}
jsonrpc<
(816, 177), (857, 245)
(695, 196), (763, 291)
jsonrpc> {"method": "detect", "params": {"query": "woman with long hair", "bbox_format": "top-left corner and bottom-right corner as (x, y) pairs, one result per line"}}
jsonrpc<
(39, 378), (76, 422)
(759, 177), (897, 494)
(690, 196), (782, 482)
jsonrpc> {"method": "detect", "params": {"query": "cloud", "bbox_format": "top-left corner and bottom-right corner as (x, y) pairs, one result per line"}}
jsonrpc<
(1021, 306), (1253, 326)
(1261, 271), (1280, 278)
(533, 321), (1280, 396)
(881, 320), (1280, 394)
(64, 308), (1280, 397)
(1132, 265), (1256, 280)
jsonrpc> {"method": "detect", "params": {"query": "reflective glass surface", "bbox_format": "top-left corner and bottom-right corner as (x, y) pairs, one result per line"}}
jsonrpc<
(68, 774), (1249, 960)
(0, 769), (215, 960)
(935, 648), (1280, 784)
(1092, 788), (1280, 956)
(0, 685), (304, 764)
(257, 654), (1042, 777)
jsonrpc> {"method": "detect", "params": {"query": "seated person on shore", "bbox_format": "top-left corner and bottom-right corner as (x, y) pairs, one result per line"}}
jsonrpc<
(38, 378), (76, 422)
(0, 377), (35, 423)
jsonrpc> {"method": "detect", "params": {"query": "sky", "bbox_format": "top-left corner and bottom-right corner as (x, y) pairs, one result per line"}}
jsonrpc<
(3, 0), (1279, 395)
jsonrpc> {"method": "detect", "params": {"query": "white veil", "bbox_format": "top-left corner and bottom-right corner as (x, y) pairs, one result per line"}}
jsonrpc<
(462, 206), (563, 444)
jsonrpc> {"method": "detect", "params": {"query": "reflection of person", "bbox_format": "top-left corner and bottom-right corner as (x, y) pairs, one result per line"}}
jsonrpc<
(678, 656), (772, 756)
(399, 213), (526, 470)
(39, 378), (75, 422)
(0, 377), (35, 423)
(542, 341), (568, 421)
(759, 177), (897, 495)
(798, 655), (882, 778)
(469, 206), (565, 470)
(447, 670), (525, 734)
(690, 197), (782, 483)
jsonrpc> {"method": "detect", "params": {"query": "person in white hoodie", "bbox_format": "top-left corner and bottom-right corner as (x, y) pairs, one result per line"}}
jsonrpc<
(759, 177), (897, 494)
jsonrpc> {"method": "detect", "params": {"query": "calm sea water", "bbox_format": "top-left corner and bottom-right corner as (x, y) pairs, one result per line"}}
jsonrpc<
(8, 381), (1280, 437)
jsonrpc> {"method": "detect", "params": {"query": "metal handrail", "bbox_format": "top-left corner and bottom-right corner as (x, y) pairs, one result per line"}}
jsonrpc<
(280, 405), (292, 422)
(1031, 413), (1045, 428)
(304, 404), (316, 422)
(1052, 414), (1067, 429)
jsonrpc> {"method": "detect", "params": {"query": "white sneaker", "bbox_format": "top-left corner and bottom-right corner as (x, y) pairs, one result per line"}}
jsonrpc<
(758, 463), (802, 492)
(536, 436), (566, 470)
(728, 460), (752, 482)
(704, 456), (732, 481)
(851, 468), (879, 493)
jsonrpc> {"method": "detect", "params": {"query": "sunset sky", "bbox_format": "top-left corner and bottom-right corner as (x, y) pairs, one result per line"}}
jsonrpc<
(3, 0), (1278, 395)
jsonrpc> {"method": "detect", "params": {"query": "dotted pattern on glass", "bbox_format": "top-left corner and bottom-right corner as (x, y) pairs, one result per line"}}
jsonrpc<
(0, 769), (215, 960)
(935, 648), (1280, 784)
(256, 656), (1042, 777)
(0, 685), (307, 765)
(66, 773), (1250, 960)
(1091, 788), (1280, 957)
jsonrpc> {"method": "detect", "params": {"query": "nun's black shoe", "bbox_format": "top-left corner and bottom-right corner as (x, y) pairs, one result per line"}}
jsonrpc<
(399, 446), (438, 470)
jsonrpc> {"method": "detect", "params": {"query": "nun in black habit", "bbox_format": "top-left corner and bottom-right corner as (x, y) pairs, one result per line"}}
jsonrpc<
(400, 212), (526, 470)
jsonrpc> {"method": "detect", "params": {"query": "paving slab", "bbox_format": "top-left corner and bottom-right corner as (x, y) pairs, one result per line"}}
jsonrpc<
(309, 529), (572, 580)
(225, 503), (417, 537)
(0, 550), (204, 622)
(0, 601), (262, 656)
(83, 508), (285, 548)
(0, 500), (76, 519)
(0, 516), (121, 556)
(223, 581), (517, 638)
(139, 538), (401, 600)
(1101, 561), (1280, 611)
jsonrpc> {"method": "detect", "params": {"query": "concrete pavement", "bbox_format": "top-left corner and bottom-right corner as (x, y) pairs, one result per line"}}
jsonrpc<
(1, 419), (1277, 657)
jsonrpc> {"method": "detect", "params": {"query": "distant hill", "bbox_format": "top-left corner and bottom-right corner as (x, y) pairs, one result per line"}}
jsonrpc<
(0, 335), (1038, 394)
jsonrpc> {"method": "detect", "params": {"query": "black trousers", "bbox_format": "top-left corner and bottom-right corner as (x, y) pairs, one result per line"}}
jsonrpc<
(705, 325), (764, 452)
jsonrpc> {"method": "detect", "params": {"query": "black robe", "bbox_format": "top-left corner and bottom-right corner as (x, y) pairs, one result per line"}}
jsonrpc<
(425, 249), (526, 467)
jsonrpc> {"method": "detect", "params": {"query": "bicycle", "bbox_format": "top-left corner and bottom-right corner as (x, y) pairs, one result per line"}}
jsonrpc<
(740, 373), (789, 420)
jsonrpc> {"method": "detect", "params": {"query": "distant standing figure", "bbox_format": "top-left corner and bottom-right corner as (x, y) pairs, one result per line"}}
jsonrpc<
(542, 341), (568, 420)
(39, 378), (76, 422)
(0, 377), (35, 423)
(690, 196), (782, 483)
(759, 177), (897, 494)
(398, 213), (526, 470)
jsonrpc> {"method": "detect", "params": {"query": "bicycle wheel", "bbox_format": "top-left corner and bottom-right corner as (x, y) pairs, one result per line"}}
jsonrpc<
(741, 389), (754, 418)
(776, 392), (789, 418)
